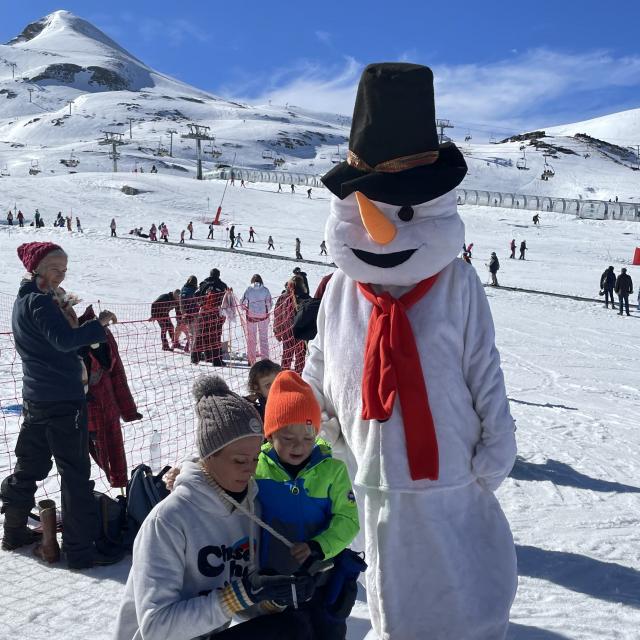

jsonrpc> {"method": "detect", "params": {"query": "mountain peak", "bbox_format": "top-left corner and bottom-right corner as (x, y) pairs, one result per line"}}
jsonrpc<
(7, 10), (136, 60)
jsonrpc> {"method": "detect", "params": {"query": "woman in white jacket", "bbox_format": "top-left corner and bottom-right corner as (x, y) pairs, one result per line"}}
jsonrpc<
(113, 376), (314, 640)
(241, 275), (272, 365)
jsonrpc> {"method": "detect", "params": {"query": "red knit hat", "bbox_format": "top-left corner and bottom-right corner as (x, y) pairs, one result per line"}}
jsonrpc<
(17, 242), (64, 273)
(263, 371), (321, 438)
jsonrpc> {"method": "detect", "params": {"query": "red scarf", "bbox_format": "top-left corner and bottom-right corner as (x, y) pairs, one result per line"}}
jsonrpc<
(357, 275), (440, 481)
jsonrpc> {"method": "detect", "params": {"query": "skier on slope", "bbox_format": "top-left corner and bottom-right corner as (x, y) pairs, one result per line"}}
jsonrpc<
(267, 235), (275, 250)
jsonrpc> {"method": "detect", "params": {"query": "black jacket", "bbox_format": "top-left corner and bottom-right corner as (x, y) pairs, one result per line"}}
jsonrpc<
(615, 273), (633, 296)
(150, 292), (177, 319)
(600, 269), (616, 290)
(489, 257), (500, 273)
(12, 279), (106, 401)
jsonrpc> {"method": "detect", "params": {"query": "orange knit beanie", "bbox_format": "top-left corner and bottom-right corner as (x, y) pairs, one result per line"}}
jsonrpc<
(263, 371), (321, 438)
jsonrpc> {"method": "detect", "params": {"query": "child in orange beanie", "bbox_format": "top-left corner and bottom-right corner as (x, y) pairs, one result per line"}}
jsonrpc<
(255, 370), (363, 639)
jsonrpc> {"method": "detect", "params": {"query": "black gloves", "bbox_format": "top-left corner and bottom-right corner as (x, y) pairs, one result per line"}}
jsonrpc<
(219, 570), (316, 615)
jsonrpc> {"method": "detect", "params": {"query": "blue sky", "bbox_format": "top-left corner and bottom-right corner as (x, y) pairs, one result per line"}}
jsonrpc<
(3, 1), (640, 138)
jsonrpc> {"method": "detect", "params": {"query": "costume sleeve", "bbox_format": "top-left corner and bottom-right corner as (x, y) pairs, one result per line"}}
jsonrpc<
(311, 461), (360, 559)
(30, 294), (106, 352)
(462, 273), (516, 491)
(303, 297), (328, 412)
(130, 515), (231, 640)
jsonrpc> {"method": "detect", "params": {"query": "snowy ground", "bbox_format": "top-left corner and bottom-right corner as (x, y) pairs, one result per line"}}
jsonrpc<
(1, 173), (639, 639)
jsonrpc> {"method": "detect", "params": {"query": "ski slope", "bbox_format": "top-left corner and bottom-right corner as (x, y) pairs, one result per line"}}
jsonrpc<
(0, 170), (639, 639)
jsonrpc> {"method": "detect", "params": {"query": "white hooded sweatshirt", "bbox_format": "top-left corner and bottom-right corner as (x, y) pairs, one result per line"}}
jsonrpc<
(113, 461), (260, 640)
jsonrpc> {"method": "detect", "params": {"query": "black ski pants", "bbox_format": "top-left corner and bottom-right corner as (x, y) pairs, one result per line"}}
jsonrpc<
(0, 400), (96, 562)
(211, 609), (312, 639)
(618, 294), (630, 315)
(604, 288), (615, 307)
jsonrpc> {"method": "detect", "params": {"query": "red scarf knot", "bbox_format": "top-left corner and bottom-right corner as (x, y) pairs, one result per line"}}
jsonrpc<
(357, 275), (440, 481)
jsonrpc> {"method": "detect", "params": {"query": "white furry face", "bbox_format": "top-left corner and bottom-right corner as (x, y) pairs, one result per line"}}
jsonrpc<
(325, 189), (465, 286)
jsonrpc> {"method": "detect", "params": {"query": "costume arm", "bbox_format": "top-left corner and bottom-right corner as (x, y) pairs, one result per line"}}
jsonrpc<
(131, 515), (231, 640)
(311, 462), (360, 559)
(462, 274), (516, 491)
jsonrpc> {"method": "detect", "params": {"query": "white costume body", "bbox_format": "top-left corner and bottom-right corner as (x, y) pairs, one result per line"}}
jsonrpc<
(303, 190), (518, 640)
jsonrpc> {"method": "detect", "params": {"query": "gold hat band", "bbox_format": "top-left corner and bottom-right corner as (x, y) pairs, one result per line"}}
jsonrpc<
(346, 149), (439, 174)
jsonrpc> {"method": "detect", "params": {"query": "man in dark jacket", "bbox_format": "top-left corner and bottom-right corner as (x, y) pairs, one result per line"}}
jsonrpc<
(489, 252), (500, 286)
(519, 240), (527, 260)
(600, 266), (616, 309)
(1, 242), (120, 569)
(151, 290), (180, 350)
(615, 268), (633, 316)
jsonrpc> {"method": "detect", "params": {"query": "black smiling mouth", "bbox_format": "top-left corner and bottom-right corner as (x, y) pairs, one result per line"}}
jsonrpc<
(351, 248), (417, 268)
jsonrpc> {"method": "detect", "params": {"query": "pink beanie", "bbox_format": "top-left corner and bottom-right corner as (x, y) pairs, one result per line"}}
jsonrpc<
(17, 242), (64, 273)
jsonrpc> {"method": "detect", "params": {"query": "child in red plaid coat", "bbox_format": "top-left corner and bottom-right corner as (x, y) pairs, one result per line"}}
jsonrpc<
(79, 308), (141, 487)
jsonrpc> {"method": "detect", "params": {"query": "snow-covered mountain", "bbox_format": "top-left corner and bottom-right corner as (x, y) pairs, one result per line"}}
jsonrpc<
(0, 10), (638, 202)
(0, 10), (349, 177)
(545, 107), (640, 146)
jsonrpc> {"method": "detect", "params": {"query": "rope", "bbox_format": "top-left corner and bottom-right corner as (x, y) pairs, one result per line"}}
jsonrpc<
(199, 462), (294, 550)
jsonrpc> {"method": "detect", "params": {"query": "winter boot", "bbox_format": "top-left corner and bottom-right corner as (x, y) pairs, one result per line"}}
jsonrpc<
(33, 500), (60, 563)
(67, 544), (125, 570)
(1, 506), (41, 550)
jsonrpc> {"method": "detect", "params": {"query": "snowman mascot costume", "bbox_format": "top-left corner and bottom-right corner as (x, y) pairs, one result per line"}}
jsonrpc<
(303, 63), (518, 640)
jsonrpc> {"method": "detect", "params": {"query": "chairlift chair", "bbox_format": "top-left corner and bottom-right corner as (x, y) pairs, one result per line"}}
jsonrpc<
(67, 150), (79, 168)
(0, 165), (10, 177)
(29, 160), (41, 175)
(210, 146), (222, 158)
(262, 150), (274, 160)
(330, 152), (342, 164)
(516, 156), (528, 170)
(489, 136), (497, 144)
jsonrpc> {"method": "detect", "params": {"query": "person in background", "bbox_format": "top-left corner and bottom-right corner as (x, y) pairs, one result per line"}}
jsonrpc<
(179, 229), (185, 245)
(509, 239), (516, 259)
(187, 221), (194, 240)
(150, 290), (180, 351)
(78, 306), (142, 488)
(519, 240), (527, 260)
(320, 240), (328, 256)
(292, 267), (309, 294)
(600, 266), (616, 310)
(1, 242), (121, 569)
(7, 210), (13, 226)
(249, 226), (256, 242)
(244, 359), (281, 420)
(274, 276), (310, 374)
(17, 210), (24, 227)
(76, 216), (83, 233)
(489, 252), (500, 287)
(110, 218), (117, 238)
(295, 238), (303, 260)
(178, 275), (199, 353)
(267, 235), (275, 250)
(615, 267), (633, 316)
(113, 375), (315, 640)
(241, 274), (273, 365)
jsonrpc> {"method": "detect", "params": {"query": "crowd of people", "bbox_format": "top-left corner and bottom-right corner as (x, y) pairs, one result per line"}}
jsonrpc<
(150, 265), (326, 374)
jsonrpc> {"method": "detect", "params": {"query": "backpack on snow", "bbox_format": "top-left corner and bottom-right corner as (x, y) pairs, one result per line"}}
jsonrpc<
(93, 463), (171, 553)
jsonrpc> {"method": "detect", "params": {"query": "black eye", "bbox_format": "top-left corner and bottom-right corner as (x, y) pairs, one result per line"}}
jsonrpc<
(398, 205), (414, 222)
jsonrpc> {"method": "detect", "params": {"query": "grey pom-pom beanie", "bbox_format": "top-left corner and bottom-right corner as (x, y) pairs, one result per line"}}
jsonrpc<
(193, 375), (263, 459)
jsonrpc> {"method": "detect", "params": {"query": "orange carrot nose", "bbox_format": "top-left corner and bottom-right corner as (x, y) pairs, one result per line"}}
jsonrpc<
(355, 192), (397, 245)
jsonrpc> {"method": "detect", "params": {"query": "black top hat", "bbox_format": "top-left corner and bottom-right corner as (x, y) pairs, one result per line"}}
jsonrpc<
(322, 63), (467, 206)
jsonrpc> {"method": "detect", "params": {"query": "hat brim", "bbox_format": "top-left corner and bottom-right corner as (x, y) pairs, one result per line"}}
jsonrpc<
(322, 143), (467, 206)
